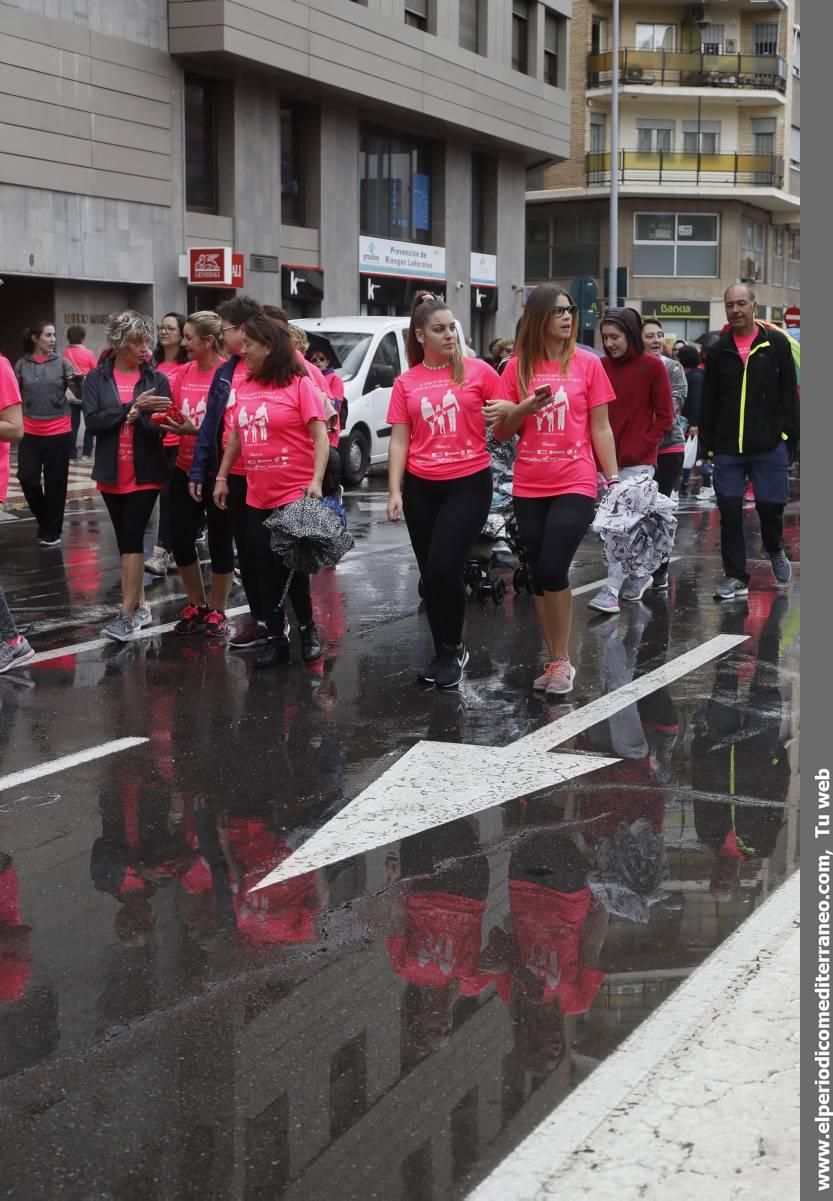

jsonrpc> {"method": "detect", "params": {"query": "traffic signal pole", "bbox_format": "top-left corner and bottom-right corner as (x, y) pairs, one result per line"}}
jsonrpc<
(609, 0), (620, 310)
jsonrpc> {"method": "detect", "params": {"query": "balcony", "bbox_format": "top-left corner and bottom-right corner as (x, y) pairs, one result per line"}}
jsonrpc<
(587, 48), (787, 94)
(586, 151), (784, 188)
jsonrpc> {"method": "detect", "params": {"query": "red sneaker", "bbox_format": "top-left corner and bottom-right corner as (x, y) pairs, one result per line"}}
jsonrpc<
(203, 609), (230, 639)
(228, 620), (268, 648)
(174, 604), (208, 635)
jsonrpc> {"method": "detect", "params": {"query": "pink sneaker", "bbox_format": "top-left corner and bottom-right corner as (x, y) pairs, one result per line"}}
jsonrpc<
(533, 662), (557, 691)
(545, 659), (576, 697)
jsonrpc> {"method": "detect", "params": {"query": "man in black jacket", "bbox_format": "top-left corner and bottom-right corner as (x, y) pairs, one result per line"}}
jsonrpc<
(701, 285), (798, 600)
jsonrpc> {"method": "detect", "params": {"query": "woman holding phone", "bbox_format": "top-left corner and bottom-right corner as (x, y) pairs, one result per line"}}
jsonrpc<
(82, 311), (171, 641)
(486, 284), (618, 697)
(386, 296), (503, 690)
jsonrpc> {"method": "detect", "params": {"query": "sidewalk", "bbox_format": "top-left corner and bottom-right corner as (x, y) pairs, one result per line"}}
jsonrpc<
(470, 870), (799, 1201)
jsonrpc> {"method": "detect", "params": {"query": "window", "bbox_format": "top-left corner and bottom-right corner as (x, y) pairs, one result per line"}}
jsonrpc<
(788, 231), (800, 289)
(741, 217), (767, 283)
(636, 123), (674, 153)
(790, 126), (800, 170)
(793, 25), (800, 76)
(471, 153), (496, 254)
(184, 76), (218, 212)
(590, 115), (606, 155)
(772, 227), (784, 287)
(525, 212), (601, 279)
(753, 22), (779, 56)
(682, 122), (721, 155)
(280, 106), (304, 226)
(460, 0), (485, 54)
(364, 332), (401, 393)
(699, 24), (724, 55)
(635, 23), (676, 52)
(544, 13), (566, 87)
(404, 0), (428, 31)
(360, 127), (433, 244)
(512, 0), (530, 75)
(633, 212), (719, 277)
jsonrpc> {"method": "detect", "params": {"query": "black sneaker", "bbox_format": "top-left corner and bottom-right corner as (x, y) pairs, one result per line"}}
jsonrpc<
(254, 637), (290, 669)
(652, 564), (669, 591)
(433, 645), (470, 690)
(769, 550), (792, 586)
(417, 652), (442, 684)
(299, 622), (322, 663)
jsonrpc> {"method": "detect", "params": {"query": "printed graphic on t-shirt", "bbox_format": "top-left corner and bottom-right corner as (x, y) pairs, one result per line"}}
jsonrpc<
(235, 375), (324, 509)
(419, 389), (462, 438)
(532, 385), (569, 434)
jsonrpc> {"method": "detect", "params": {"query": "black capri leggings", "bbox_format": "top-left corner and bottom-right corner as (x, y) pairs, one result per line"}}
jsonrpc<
(247, 505), (313, 636)
(402, 467), (492, 651)
(512, 493), (596, 595)
(169, 466), (235, 574)
(655, 451), (684, 498)
(102, 489), (160, 555)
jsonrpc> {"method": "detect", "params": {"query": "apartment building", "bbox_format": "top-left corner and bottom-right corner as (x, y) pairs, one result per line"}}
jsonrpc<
(526, 0), (801, 343)
(0, 0), (574, 362)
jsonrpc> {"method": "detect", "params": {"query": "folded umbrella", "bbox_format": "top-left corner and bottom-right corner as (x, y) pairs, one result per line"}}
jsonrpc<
(592, 473), (677, 577)
(264, 495), (355, 602)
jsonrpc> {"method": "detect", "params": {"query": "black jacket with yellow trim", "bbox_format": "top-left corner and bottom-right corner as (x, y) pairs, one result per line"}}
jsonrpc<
(701, 323), (798, 456)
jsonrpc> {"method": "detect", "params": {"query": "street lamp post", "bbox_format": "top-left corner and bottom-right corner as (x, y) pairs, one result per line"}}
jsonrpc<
(609, 0), (620, 308)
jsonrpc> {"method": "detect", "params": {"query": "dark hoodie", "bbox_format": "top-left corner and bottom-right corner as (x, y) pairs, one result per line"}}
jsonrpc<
(601, 308), (674, 468)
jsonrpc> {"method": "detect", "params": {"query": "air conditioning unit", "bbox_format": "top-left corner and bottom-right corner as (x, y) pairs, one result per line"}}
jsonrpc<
(685, 5), (708, 25)
(741, 258), (762, 282)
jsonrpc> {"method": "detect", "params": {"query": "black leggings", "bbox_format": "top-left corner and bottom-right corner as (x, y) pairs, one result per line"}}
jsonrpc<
(512, 493), (596, 595)
(156, 444), (179, 551)
(402, 467), (492, 651)
(227, 474), (262, 621)
(101, 489), (160, 555)
(247, 505), (313, 635)
(169, 467), (235, 574)
(655, 452), (684, 497)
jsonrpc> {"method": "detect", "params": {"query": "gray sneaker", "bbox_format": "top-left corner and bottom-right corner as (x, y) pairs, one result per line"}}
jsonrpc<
(713, 577), (749, 601)
(620, 574), (652, 602)
(103, 612), (136, 642)
(0, 637), (35, 674)
(588, 586), (621, 614)
(769, 550), (792, 586)
(133, 603), (152, 629)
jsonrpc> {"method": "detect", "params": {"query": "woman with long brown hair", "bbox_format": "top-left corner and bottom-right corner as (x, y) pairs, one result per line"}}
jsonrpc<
(486, 284), (619, 697)
(386, 296), (502, 689)
(213, 314), (329, 668)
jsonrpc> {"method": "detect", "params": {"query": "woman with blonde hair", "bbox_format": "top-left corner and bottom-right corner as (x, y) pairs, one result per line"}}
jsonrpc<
(386, 296), (502, 689)
(159, 310), (237, 638)
(486, 284), (619, 697)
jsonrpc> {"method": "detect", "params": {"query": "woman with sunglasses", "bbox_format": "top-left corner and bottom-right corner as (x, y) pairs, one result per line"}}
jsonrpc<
(485, 284), (618, 697)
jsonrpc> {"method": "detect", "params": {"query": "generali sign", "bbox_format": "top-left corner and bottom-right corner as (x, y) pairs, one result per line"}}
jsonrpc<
(186, 248), (245, 289)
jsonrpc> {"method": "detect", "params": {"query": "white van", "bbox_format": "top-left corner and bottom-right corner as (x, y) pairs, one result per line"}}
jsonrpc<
(296, 315), (466, 486)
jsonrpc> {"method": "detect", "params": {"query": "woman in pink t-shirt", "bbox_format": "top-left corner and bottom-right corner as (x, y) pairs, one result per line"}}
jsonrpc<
(157, 311), (234, 639)
(486, 284), (619, 697)
(213, 314), (328, 669)
(386, 297), (501, 690)
(144, 312), (188, 578)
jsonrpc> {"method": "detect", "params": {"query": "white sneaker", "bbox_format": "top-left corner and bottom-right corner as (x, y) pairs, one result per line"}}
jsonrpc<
(698, 486), (716, 502)
(145, 546), (170, 576)
(669, 490), (679, 509)
(133, 604), (153, 629)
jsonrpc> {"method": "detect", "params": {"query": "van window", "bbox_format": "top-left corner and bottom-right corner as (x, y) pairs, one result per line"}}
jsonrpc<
(363, 332), (401, 394)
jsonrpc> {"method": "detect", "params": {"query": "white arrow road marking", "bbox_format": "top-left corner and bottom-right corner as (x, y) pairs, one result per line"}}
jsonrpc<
(252, 633), (748, 891)
(0, 737), (148, 793)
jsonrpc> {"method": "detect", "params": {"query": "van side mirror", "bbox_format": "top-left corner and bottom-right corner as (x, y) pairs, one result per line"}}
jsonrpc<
(364, 364), (396, 393)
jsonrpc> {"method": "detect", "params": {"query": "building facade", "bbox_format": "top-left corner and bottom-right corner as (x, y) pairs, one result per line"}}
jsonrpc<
(525, 0), (801, 343)
(0, 0), (574, 362)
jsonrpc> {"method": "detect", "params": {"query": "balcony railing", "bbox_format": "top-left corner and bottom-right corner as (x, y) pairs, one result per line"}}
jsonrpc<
(587, 48), (787, 93)
(586, 151), (785, 188)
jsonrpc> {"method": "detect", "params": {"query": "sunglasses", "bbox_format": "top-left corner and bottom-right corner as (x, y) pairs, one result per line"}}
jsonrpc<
(552, 305), (578, 318)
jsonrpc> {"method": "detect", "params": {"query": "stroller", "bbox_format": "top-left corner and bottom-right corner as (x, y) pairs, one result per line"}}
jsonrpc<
(460, 431), (532, 604)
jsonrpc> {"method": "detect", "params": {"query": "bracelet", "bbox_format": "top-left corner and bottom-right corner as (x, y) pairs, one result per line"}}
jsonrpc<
(607, 475), (620, 484)
(215, 475), (228, 483)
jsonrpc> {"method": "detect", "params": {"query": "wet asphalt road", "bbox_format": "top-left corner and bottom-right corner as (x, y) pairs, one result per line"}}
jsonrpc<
(0, 477), (800, 1200)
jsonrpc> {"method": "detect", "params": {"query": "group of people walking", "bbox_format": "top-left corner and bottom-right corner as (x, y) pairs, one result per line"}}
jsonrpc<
(0, 280), (797, 684)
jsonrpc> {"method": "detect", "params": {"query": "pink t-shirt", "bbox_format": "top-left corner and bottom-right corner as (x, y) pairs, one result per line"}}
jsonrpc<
(502, 349), (616, 499)
(156, 360), (184, 447)
(733, 332), (756, 365)
(0, 355), (21, 414)
(234, 373), (325, 510)
(97, 370), (159, 495)
(63, 345), (97, 375)
(222, 360), (249, 478)
(172, 361), (217, 474)
(386, 358), (501, 481)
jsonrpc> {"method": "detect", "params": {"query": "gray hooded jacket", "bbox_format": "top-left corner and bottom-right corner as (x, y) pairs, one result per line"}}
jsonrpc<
(14, 354), (73, 424)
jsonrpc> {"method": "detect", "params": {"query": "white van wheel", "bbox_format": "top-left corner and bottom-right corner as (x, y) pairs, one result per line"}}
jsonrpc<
(341, 427), (370, 486)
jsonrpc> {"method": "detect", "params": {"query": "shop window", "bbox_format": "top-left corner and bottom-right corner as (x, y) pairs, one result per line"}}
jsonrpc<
(525, 212), (601, 280)
(772, 228), (784, 287)
(512, 0), (530, 75)
(753, 22), (778, 56)
(635, 23), (676, 52)
(788, 231), (800, 289)
(460, 0), (486, 54)
(360, 127), (434, 244)
(544, 12), (566, 88)
(280, 105), (304, 227)
(404, 0), (429, 31)
(634, 212), (719, 278)
(185, 75), (218, 213)
(741, 217), (767, 284)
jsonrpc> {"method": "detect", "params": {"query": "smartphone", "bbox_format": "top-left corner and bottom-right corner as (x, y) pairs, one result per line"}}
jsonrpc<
(534, 385), (553, 403)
